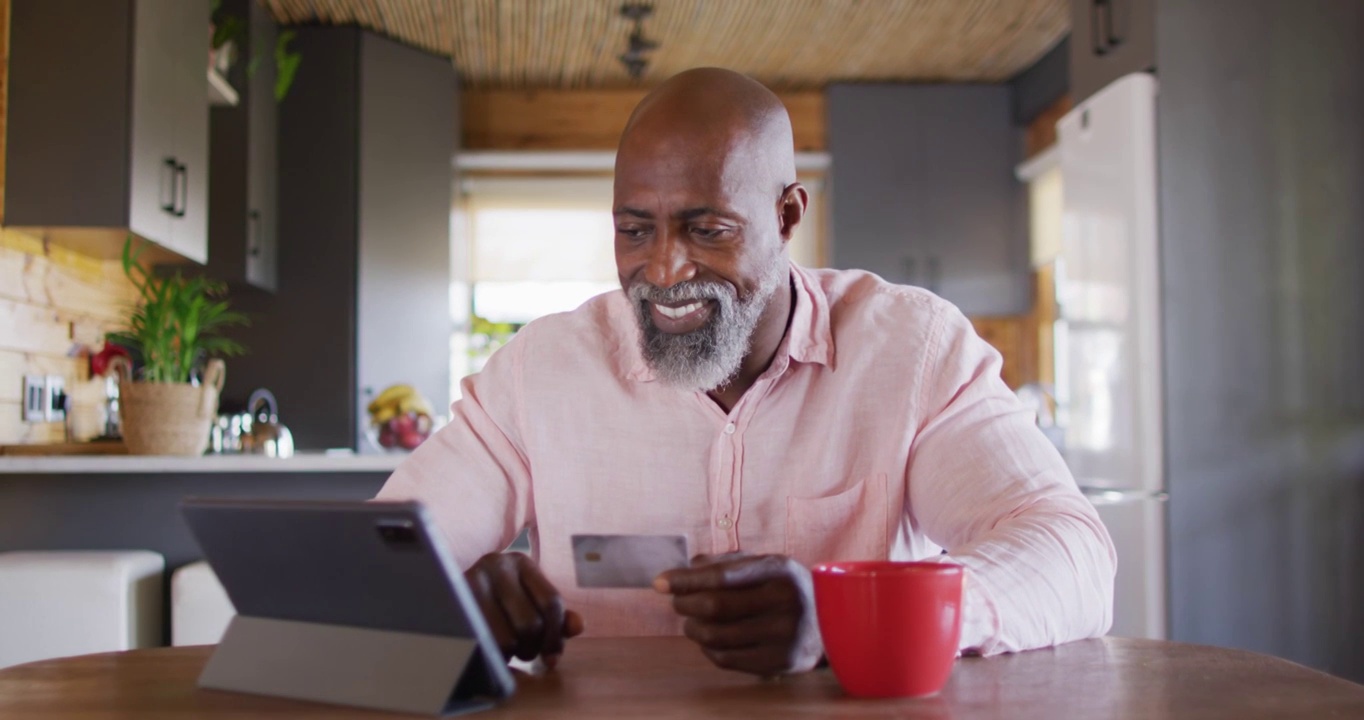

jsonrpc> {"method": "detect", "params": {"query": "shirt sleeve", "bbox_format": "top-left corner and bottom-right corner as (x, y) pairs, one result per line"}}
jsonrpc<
(908, 302), (1116, 656)
(374, 332), (534, 571)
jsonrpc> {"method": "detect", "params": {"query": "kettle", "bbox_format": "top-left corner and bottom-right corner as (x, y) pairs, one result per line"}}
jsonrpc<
(241, 388), (295, 458)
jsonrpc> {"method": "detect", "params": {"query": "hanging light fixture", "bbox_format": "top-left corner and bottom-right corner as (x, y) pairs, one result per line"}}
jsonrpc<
(618, 4), (658, 79)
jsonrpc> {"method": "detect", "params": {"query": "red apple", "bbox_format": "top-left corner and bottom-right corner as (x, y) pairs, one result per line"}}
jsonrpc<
(398, 430), (426, 450)
(378, 425), (399, 449)
(391, 413), (417, 435)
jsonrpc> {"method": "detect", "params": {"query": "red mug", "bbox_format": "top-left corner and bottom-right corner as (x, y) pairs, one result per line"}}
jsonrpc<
(811, 561), (964, 698)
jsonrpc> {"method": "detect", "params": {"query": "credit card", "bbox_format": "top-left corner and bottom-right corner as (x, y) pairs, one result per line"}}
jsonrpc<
(571, 534), (689, 589)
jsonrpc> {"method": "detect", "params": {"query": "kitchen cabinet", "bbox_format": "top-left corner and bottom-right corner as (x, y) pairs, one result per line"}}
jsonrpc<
(222, 28), (454, 451)
(4, 0), (210, 263)
(1069, 0), (1155, 104)
(208, 0), (279, 290)
(828, 84), (1029, 316)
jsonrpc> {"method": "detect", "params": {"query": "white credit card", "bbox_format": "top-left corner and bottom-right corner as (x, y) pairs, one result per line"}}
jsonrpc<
(571, 534), (689, 589)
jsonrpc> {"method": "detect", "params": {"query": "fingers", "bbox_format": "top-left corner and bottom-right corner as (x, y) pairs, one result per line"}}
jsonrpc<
(656, 554), (791, 595)
(464, 552), (580, 663)
(564, 610), (585, 638)
(701, 645), (796, 677)
(661, 554), (823, 676)
(466, 564), (518, 657)
(517, 556), (566, 657)
(671, 580), (801, 622)
(683, 613), (800, 650)
(488, 561), (547, 661)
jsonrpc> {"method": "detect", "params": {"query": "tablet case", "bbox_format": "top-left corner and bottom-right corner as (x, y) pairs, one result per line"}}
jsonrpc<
(181, 498), (514, 716)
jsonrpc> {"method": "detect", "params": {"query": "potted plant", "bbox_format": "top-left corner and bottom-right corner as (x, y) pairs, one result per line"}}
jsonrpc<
(106, 239), (248, 456)
(210, 0), (303, 102)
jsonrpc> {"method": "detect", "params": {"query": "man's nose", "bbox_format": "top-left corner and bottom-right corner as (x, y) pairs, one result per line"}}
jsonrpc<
(643, 230), (697, 289)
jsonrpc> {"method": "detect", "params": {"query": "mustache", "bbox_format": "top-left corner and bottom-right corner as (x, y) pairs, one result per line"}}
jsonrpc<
(626, 280), (735, 305)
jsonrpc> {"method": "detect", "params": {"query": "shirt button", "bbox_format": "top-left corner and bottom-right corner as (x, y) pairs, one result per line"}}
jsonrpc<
(716, 517), (733, 530)
(723, 423), (736, 435)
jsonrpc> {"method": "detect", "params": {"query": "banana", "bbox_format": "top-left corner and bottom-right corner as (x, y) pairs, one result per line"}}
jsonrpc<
(397, 394), (434, 418)
(367, 384), (416, 415)
(372, 405), (399, 425)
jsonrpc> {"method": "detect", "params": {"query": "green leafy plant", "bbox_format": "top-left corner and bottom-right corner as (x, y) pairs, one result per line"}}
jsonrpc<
(211, 1), (302, 102)
(106, 238), (248, 384)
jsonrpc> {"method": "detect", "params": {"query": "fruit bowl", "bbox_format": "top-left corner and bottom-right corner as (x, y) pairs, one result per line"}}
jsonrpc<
(366, 384), (436, 453)
(367, 411), (434, 453)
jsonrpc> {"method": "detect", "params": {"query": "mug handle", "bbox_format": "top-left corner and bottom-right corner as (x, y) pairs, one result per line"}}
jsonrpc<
(199, 359), (227, 418)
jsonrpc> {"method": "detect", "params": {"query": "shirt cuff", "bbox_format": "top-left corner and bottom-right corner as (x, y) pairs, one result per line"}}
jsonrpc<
(920, 555), (1001, 656)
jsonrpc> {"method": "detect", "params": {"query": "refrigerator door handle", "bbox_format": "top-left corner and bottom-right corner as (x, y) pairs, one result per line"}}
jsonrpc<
(1078, 486), (1169, 506)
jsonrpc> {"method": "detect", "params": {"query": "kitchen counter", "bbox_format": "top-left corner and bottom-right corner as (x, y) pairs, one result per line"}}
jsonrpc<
(0, 451), (406, 474)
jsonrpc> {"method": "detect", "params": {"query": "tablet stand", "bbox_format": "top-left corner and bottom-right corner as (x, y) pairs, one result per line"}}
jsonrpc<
(199, 615), (500, 716)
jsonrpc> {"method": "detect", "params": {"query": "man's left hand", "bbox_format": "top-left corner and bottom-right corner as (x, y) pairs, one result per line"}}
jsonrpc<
(654, 554), (823, 676)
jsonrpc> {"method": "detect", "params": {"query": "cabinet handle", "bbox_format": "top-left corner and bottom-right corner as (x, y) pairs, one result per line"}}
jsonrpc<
(173, 163), (188, 218)
(1091, 0), (1124, 56)
(160, 158), (177, 214)
(248, 210), (262, 257)
(927, 256), (942, 295)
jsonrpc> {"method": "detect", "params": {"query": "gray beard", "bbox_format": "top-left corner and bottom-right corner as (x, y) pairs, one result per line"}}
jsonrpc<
(627, 254), (788, 392)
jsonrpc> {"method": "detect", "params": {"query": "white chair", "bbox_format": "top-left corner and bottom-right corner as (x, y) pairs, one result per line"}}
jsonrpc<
(170, 560), (236, 646)
(0, 550), (164, 669)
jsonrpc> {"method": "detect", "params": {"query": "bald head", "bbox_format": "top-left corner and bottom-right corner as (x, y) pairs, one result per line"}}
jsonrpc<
(618, 68), (797, 187)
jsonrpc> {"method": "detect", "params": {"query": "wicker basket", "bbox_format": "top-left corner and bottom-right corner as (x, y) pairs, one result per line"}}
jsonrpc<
(118, 360), (226, 456)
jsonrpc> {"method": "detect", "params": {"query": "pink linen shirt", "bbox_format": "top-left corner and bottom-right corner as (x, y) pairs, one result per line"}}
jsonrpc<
(377, 264), (1115, 655)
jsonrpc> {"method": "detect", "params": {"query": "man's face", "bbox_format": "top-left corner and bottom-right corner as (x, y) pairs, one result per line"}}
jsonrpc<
(613, 132), (788, 392)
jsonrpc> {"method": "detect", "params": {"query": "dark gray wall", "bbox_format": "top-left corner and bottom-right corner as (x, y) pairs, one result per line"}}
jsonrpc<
(225, 28), (361, 450)
(1159, 0), (1364, 682)
(828, 84), (1029, 315)
(1011, 36), (1069, 125)
(355, 33), (455, 451)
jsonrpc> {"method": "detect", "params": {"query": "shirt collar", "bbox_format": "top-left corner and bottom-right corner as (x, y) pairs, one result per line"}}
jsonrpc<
(621, 262), (835, 383)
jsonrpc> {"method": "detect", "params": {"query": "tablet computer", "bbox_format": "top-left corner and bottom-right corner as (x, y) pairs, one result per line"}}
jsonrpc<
(181, 497), (515, 716)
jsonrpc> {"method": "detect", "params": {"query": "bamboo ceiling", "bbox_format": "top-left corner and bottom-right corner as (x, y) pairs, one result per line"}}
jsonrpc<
(260, 0), (1068, 89)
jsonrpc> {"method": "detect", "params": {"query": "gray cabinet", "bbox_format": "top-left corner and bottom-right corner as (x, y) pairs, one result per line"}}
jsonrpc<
(1069, 0), (1155, 104)
(5, 0), (210, 263)
(222, 28), (454, 451)
(828, 84), (1028, 316)
(208, 0), (279, 290)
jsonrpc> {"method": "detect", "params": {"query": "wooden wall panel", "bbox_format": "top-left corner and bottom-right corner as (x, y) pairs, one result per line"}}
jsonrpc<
(970, 315), (1027, 391)
(969, 265), (1053, 392)
(463, 89), (825, 151)
(1025, 94), (1072, 159)
(0, 230), (136, 445)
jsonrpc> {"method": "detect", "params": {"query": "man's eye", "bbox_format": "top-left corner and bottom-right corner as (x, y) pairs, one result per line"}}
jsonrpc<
(691, 227), (726, 240)
(617, 227), (650, 239)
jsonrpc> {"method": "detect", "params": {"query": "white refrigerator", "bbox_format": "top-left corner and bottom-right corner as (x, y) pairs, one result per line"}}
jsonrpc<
(1055, 72), (1168, 640)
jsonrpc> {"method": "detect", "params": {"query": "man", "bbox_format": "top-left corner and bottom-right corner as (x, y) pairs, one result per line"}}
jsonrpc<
(378, 68), (1115, 676)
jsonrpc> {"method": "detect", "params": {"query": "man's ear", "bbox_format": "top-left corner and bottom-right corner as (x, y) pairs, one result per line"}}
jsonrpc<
(778, 182), (809, 243)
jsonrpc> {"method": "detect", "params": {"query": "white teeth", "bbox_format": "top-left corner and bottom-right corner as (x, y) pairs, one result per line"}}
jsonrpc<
(655, 301), (703, 320)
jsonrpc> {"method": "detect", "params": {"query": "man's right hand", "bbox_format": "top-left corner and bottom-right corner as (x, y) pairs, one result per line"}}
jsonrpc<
(464, 552), (584, 665)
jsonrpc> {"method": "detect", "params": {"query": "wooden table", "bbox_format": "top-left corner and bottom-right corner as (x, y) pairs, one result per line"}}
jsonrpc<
(1, 637), (1362, 718)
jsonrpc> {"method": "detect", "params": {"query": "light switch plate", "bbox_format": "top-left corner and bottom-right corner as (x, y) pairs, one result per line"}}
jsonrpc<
(44, 375), (66, 422)
(23, 376), (46, 423)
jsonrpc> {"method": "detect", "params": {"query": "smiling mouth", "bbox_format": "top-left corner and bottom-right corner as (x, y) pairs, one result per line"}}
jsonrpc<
(646, 298), (717, 334)
(654, 301), (705, 320)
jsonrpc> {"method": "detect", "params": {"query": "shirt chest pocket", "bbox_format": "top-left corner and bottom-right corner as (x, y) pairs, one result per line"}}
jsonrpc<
(784, 473), (890, 567)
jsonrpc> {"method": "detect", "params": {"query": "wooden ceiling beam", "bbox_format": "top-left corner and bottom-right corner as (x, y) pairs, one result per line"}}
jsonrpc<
(463, 89), (825, 152)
